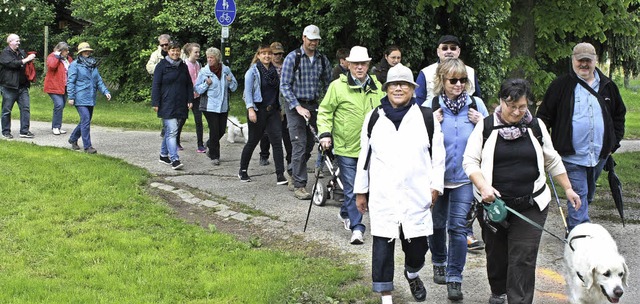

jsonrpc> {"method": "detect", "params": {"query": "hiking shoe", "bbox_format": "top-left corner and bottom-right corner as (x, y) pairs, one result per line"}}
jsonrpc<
(467, 235), (485, 251)
(196, 146), (206, 153)
(404, 271), (427, 302)
(294, 187), (311, 200)
(447, 282), (463, 301)
(287, 171), (295, 191)
(211, 159), (220, 166)
(2, 133), (13, 139)
(68, 139), (80, 150)
(259, 157), (270, 166)
(489, 293), (507, 304)
(171, 160), (184, 170)
(159, 155), (171, 165)
(314, 167), (324, 178)
(433, 265), (446, 285)
(276, 173), (287, 185)
(19, 131), (35, 138)
(340, 214), (351, 230)
(238, 170), (251, 182)
(85, 147), (97, 154)
(350, 230), (364, 245)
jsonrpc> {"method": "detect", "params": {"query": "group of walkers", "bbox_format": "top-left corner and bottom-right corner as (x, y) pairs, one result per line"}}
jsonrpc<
(0, 26), (626, 304)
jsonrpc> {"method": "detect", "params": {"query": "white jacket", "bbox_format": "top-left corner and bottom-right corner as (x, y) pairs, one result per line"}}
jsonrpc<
(354, 104), (445, 239)
(462, 116), (567, 210)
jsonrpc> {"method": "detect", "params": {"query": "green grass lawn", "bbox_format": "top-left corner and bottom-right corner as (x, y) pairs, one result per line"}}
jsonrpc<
(0, 141), (366, 303)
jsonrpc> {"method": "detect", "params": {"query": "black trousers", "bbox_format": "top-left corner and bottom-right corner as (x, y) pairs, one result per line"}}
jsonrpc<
(202, 111), (227, 160)
(176, 97), (204, 147)
(479, 204), (548, 304)
(240, 106), (285, 174)
(259, 113), (292, 166)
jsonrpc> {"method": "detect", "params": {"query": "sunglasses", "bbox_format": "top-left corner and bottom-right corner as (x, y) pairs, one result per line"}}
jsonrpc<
(160, 43), (169, 47)
(440, 45), (458, 51)
(447, 77), (468, 85)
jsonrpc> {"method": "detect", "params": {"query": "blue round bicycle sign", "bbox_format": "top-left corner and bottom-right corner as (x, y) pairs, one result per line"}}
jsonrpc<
(215, 0), (236, 26)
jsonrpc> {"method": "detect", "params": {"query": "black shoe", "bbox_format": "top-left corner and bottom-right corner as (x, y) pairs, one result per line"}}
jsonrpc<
(84, 147), (97, 154)
(447, 282), (463, 301)
(68, 139), (80, 150)
(2, 133), (13, 139)
(433, 265), (446, 285)
(404, 271), (426, 302)
(489, 293), (507, 304)
(238, 170), (251, 182)
(159, 155), (171, 165)
(19, 131), (35, 138)
(171, 160), (184, 170)
(276, 173), (287, 185)
(259, 157), (270, 166)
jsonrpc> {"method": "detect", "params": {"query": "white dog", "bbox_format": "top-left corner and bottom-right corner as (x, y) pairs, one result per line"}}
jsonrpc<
(564, 223), (628, 304)
(226, 116), (248, 143)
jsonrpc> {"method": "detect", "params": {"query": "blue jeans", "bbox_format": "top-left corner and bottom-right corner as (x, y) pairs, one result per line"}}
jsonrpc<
(372, 232), (428, 293)
(69, 106), (94, 149)
(161, 118), (179, 162)
(336, 155), (364, 233)
(1, 86), (30, 135)
(428, 183), (473, 283)
(563, 158), (607, 230)
(48, 93), (66, 129)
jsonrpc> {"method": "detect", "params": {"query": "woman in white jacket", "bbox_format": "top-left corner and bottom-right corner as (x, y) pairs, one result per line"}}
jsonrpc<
(354, 64), (445, 304)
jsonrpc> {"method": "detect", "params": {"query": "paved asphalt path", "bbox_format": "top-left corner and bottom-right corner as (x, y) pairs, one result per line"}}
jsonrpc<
(7, 120), (638, 303)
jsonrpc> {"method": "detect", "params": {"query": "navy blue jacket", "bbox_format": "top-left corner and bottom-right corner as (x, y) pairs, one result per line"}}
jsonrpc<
(152, 59), (193, 119)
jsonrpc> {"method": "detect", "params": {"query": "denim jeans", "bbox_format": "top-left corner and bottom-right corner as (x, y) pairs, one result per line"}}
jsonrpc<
(563, 158), (607, 230)
(48, 93), (66, 129)
(428, 183), (473, 283)
(160, 118), (179, 162)
(1, 86), (30, 135)
(240, 106), (284, 174)
(336, 155), (364, 233)
(285, 103), (317, 188)
(69, 106), (94, 149)
(372, 231), (429, 293)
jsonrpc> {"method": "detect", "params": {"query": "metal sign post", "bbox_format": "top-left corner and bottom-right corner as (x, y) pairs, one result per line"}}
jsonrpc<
(215, 0), (236, 66)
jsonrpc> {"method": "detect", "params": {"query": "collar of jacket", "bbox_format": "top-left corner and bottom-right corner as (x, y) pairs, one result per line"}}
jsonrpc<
(346, 72), (378, 92)
(568, 66), (610, 89)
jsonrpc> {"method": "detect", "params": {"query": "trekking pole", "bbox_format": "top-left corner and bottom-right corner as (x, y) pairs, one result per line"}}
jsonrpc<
(548, 173), (569, 236)
(303, 116), (320, 232)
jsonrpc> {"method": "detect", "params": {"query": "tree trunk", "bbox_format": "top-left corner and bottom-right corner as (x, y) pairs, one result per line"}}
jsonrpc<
(509, 0), (536, 109)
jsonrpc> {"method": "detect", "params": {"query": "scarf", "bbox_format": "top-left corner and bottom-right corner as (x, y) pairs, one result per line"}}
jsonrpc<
(210, 63), (222, 79)
(381, 97), (416, 130)
(77, 55), (97, 68)
(441, 91), (469, 115)
(165, 55), (182, 67)
(256, 62), (279, 88)
(494, 105), (533, 140)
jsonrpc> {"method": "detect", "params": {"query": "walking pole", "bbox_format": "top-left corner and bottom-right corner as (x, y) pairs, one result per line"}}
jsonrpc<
(303, 116), (321, 232)
(548, 173), (569, 236)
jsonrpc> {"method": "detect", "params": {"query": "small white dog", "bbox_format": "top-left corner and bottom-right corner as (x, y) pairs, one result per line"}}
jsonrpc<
(226, 116), (248, 144)
(564, 223), (628, 304)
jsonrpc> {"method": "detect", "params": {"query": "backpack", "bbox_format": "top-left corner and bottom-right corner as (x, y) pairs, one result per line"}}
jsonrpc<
(481, 115), (543, 148)
(293, 48), (327, 85)
(363, 105), (434, 170)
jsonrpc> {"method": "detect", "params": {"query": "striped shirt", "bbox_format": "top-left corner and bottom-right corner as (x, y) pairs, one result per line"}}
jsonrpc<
(280, 46), (331, 109)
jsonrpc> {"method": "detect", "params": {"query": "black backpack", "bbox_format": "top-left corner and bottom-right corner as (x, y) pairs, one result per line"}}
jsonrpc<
(293, 48), (327, 84)
(481, 115), (543, 148)
(363, 105), (435, 170)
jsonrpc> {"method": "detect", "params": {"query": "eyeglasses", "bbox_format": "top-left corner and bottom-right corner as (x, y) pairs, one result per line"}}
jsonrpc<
(501, 100), (528, 112)
(447, 77), (468, 85)
(440, 45), (458, 51)
(160, 43), (169, 47)
(388, 82), (411, 90)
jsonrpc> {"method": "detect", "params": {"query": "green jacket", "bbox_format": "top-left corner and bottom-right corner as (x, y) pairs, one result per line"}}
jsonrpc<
(317, 73), (385, 158)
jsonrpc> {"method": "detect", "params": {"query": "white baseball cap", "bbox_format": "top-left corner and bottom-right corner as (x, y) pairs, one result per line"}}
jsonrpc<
(303, 25), (321, 40)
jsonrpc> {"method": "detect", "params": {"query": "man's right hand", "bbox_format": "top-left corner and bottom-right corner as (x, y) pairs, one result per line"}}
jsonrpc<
(320, 137), (332, 150)
(296, 105), (310, 120)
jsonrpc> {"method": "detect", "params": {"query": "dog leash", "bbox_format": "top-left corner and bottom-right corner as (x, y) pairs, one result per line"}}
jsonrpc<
(227, 118), (246, 137)
(503, 204), (568, 244)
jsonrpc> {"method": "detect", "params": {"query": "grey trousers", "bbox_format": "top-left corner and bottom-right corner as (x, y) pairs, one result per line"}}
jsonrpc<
(284, 102), (318, 188)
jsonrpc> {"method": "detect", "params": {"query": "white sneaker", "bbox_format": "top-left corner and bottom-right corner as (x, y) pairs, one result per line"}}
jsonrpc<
(350, 230), (364, 245)
(59, 129), (67, 134)
(52, 128), (61, 135)
(339, 215), (350, 230)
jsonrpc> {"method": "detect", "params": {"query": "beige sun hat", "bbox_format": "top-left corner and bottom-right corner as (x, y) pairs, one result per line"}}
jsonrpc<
(345, 46), (372, 62)
(76, 42), (94, 55)
(383, 63), (419, 90)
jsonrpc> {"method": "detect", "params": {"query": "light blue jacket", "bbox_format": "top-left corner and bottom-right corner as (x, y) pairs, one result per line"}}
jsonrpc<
(436, 96), (489, 183)
(195, 64), (238, 113)
(242, 63), (263, 110)
(66, 59), (109, 106)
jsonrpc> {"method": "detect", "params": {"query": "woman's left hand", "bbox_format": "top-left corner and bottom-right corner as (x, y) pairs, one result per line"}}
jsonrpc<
(248, 108), (257, 123)
(468, 108), (482, 124)
(565, 188), (582, 210)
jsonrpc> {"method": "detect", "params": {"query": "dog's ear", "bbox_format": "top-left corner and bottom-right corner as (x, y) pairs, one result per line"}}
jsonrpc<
(622, 261), (629, 287)
(583, 267), (596, 288)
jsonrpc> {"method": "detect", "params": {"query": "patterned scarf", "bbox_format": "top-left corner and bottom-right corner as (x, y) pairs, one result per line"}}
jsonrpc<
(256, 62), (279, 88)
(77, 55), (97, 68)
(494, 105), (533, 140)
(441, 90), (469, 115)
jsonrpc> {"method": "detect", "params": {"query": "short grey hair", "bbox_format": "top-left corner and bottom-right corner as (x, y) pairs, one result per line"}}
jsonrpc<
(206, 47), (222, 61)
(54, 42), (69, 52)
(157, 34), (171, 42)
(6, 34), (19, 44)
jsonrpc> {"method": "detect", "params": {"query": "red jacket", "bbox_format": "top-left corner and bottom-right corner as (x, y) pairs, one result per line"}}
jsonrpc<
(43, 52), (73, 94)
